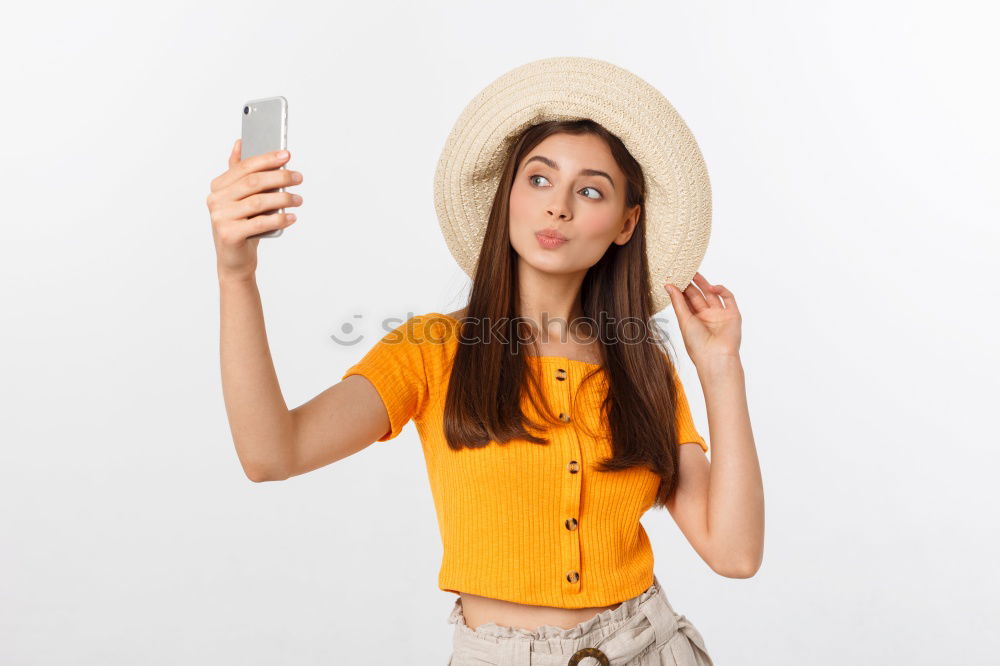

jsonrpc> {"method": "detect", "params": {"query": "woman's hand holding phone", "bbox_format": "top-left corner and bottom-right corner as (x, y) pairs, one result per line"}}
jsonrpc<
(206, 138), (304, 281)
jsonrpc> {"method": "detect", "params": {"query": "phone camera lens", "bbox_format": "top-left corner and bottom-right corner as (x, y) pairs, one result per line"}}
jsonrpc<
(243, 105), (250, 115)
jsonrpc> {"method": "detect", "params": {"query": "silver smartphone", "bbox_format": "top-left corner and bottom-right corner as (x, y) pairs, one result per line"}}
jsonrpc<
(240, 96), (288, 238)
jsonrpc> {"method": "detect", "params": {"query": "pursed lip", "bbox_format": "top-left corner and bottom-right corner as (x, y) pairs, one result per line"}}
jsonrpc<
(536, 228), (569, 241)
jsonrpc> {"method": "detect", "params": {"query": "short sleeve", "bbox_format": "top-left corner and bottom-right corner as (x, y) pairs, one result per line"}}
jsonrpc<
(340, 316), (430, 442)
(670, 362), (709, 454)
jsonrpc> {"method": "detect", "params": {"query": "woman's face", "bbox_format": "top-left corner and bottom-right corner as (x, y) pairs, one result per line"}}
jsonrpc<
(508, 132), (640, 276)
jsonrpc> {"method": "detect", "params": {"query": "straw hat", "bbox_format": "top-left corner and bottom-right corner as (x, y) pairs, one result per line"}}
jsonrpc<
(432, 56), (712, 315)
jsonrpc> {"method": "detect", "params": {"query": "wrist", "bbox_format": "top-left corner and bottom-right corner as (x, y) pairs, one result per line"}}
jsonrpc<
(694, 353), (743, 378)
(217, 269), (257, 286)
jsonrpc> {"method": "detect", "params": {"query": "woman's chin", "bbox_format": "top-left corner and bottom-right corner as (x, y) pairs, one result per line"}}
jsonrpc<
(518, 253), (578, 275)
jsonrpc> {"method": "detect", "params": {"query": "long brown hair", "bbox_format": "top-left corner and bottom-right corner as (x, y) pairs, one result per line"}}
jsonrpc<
(441, 118), (689, 508)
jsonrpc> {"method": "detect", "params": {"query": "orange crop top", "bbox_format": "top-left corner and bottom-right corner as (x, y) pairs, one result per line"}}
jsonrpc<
(340, 312), (708, 608)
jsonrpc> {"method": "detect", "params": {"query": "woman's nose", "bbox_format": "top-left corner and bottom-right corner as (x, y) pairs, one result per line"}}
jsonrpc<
(546, 198), (571, 219)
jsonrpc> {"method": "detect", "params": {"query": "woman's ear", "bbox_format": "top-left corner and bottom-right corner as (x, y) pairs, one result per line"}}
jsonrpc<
(614, 204), (641, 245)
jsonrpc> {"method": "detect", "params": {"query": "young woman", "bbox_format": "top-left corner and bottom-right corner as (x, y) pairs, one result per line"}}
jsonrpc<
(209, 58), (763, 665)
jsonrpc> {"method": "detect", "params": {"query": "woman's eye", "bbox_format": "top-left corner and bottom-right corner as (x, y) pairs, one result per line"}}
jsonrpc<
(529, 175), (602, 200)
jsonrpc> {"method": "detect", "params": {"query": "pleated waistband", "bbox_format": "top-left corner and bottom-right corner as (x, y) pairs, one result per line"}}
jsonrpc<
(448, 575), (705, 666)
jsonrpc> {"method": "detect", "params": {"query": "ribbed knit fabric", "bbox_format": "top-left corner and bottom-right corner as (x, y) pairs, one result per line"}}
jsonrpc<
(340, 312), (708, 609)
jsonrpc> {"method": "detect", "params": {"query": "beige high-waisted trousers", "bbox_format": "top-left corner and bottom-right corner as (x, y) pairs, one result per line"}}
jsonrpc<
(447, 575), (713, 665)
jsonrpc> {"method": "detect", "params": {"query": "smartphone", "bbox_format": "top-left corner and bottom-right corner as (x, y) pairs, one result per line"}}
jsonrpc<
(240, 96), (288, 238)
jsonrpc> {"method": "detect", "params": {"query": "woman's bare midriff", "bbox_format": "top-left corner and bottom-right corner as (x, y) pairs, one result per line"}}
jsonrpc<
(458, 592), (623, 631)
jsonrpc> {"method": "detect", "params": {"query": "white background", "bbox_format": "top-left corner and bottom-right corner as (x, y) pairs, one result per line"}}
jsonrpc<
(2, 1), (997, 664)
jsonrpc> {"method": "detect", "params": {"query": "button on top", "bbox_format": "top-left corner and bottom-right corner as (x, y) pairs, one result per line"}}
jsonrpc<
(555, 368), (567, 381)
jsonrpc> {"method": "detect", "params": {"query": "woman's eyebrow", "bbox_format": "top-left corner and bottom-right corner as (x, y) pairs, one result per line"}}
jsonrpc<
(523, 154), (616, 191)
